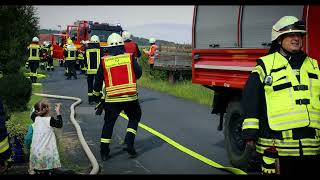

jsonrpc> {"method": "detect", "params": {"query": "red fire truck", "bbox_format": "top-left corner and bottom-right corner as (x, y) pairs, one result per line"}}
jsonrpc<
(66, 20), (123, 49)
(192, 5), (320, 170)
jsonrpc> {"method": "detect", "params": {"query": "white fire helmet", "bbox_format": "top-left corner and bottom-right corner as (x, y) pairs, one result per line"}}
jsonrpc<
(122, 31), (132, 41)
(107, 33), (124, 47)
(149, 38), (156, 44)
(271, 16), (306, 41)
(90, 35), (100, 43)
(32, 37), (39, 42)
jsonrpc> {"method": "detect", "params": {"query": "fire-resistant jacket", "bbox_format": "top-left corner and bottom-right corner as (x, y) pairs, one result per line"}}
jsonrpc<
(145, 44), (157, 65)
(64, 45), (77, 61)
(124, 40), (141, 59)
(84, 43), (103, 74)
(27, 43), (41, 61)
(93, 53), (142, 103)
(242, 51), (320, 157)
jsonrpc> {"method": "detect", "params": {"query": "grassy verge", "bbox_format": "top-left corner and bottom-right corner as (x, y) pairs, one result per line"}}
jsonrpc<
(137, 74), (213, 107)
(137, 53), (213, 107)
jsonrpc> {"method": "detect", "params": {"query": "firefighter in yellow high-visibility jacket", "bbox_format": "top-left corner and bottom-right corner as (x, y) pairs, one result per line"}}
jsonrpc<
(242, 16), (320, 175)
(26, 37), (41, 85)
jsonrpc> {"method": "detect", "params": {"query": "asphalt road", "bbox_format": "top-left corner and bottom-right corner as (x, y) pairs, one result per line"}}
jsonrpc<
(39, 66), (232, 175)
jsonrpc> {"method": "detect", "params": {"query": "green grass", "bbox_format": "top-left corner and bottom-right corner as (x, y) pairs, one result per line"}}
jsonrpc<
(137, 74), (213, 107)
(137, 53), (213, 107)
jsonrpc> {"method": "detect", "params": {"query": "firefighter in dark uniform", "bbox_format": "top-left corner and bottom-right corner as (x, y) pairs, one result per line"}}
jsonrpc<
(85, 35), (103, 104)
(45, 41), (54, 71)
(0, 97), (12, 174)
(93, 33), (142, 160)
(242, 16), (320, 175)
(64, 39), (78, 80)
(122, 31), (141, 60)
(78, 40), (87, 75)
(26, 37), (41, 85)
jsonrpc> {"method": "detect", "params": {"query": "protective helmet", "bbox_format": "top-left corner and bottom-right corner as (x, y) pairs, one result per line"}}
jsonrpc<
(67, 38), (73, 45)
(32, 37), (39, 42)
(90, 35), (100, 43)
(271, 16), (306, 41)
(43, 41), (49, 46)
(122, 31), (132, 41)
(149, 38), (156, 44)
(107, 33), (124, 47)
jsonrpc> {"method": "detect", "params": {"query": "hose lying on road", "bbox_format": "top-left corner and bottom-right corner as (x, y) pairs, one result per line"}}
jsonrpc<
(119, 112), (247, 175)
(33, 93), (99, 175)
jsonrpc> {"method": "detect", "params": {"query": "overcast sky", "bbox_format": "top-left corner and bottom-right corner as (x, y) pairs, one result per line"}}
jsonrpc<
(35, 6), (194, 44)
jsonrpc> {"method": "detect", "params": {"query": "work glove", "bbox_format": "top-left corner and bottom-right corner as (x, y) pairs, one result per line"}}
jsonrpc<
(261, 156), (276, 175)
(94, 100), (105, 116)
(261, 147), (278, 175)
(245, 141), (261, 171)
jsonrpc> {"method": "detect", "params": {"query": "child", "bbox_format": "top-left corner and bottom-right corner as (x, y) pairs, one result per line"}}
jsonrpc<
(29, 100), (62, 175)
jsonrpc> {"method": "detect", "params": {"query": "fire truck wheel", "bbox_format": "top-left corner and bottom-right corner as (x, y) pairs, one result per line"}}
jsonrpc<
(224, 101), (258, 171)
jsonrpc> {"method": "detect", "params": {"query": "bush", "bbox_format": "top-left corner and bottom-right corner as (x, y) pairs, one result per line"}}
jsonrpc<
(0, 72), (32, 113)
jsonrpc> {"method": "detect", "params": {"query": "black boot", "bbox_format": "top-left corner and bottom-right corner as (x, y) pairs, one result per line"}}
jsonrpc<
(123, 133), (137, 158)
(100, 143), (110, 161)
(123, 144), (137, 158)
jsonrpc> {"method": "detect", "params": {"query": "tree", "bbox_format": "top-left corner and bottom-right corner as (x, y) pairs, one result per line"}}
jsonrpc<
(0, 6), (39, 114)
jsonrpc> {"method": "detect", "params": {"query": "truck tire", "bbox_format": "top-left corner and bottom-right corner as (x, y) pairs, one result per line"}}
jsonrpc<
(224, 101), (254, 170)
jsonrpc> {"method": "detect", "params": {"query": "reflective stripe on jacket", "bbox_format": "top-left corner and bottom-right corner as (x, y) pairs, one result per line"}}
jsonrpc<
(65, 46), (77, 61)
(86, 49), (101, 74)
(28, 44), (40, 61)
(259, 52), (320, 131)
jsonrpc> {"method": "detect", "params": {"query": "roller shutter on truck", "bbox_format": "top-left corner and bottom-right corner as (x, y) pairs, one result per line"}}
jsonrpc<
(192, 5), (304, 89)
(194, 5), (303, 49)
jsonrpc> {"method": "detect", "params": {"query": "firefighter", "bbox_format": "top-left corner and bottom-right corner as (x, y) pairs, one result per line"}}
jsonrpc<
(0, 97), (12, 174)
(93, 33), (142, 160)
(45, 41), (54, 71)
(242, 16), (320, 175)
(26, 37), (41, 85)
(39, 41), (47, 71)
(122, 31), (141, 60)
(84, 35), (103, 105)
(143, 38), (157, 75)
(78, 40), (87, 75)
(64, 39), (78, 80)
